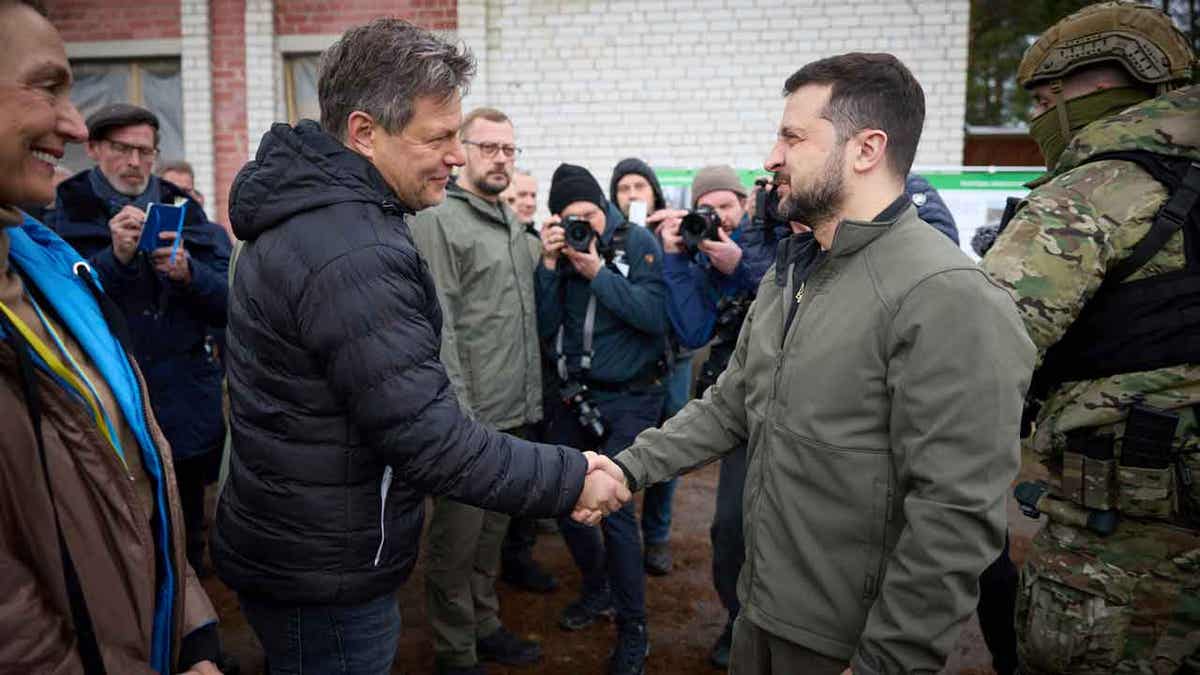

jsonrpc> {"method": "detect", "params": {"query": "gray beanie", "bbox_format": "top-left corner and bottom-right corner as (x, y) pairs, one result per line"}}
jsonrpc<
(690, 165), (748, 207)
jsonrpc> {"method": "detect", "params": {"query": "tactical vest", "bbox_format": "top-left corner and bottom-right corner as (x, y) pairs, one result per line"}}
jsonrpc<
(1013, 152), (1200, 411)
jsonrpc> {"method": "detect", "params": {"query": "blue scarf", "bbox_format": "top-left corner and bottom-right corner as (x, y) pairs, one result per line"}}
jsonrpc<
(4, 213), (177, 674)
(88, 169), (162, 217)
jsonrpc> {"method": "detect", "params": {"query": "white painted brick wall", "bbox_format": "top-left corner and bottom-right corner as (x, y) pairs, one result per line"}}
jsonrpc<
(460, 0), (969, 216)
(245, 0), (277, 160)
(180, 0), (214, 210)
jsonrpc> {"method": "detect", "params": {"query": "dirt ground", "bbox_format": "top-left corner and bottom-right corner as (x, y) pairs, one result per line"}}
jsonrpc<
(203, 460), (1045, 675)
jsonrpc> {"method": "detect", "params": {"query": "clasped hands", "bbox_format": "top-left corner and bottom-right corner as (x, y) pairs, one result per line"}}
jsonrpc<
(570, 451), (631, 526)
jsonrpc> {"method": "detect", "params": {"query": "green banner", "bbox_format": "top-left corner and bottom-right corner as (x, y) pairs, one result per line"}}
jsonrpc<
(654, 168), (770, 188)
(920, 171), (1042, 191)
(653, 168), (1040, 191)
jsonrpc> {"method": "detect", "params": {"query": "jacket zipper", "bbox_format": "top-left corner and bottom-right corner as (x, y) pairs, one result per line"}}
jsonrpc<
(373, 466), (394, 566)
(750, 258), (828, 610)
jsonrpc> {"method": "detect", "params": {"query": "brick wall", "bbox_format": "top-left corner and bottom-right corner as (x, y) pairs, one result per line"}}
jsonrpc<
(460, 0), (969, 215)
(48, 0), (180, 42)
(211, 0), (247, 226)
(181, 0), (216, 218)
(275, 0), (456, 35)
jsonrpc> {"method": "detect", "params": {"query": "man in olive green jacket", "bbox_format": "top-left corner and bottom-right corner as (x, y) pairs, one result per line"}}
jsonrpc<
(411, 107), (544, 675)
(604, 54), (1036, 675)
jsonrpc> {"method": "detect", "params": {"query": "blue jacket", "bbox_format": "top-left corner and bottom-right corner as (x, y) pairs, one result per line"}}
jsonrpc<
(662, 215), (764, 349)
(535, 206), (667, 384)
(906, 174), (959, 245)
(46, 170), (230, 461)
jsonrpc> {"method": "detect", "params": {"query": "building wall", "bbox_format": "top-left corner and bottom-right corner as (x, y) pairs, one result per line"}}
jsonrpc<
(211, 0), (248, 226)
(48, 0), (970, 226)
(276, 0), (456, 35)
(460, 0), (969, 212)
(49, 0), (180, 42)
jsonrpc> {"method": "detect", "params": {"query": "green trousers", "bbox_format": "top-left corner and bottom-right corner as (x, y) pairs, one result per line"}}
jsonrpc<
(424, 497), (511, 668)
(730, 616), (847, 675)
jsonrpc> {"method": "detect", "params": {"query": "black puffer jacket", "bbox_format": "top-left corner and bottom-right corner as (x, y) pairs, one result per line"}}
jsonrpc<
(212, 121), (588, 605)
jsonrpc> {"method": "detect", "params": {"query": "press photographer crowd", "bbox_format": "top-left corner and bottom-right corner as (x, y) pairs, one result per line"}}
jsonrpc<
(2, 0), (1200, 674)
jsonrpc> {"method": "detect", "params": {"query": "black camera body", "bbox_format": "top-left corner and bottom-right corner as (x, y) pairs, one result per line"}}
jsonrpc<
(680, 205), (722, 255)
(695, 293), (753, 398)
(560, 380), (608, 440)
(562, 215), (596, 253)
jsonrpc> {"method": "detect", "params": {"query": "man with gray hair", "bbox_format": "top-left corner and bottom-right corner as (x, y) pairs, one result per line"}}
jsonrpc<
(213, 19), (628, 673)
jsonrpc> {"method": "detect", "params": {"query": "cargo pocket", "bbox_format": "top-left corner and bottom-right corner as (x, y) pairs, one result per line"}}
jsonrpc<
(1017, 545), (1134, 673)
(1118, 465), (1176, 519)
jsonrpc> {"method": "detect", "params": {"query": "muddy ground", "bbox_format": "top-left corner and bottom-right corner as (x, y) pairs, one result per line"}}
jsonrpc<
(203, 460), (1045, 674)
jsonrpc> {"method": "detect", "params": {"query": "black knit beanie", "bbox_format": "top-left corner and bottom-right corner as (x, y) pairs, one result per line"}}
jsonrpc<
(548, 163), (606, 215)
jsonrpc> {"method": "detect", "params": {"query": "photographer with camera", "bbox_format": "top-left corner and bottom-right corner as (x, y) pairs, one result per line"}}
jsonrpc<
(536, 163), (667, 675)
(609, 157), (684, 577)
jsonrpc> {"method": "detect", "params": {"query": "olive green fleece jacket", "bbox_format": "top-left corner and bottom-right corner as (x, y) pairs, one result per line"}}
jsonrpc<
(615, 202), (1035, 675)
(411, 185), (543, 429)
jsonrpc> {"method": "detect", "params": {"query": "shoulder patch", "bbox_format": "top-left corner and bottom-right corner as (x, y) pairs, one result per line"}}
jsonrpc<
(644, 253), (656, 265)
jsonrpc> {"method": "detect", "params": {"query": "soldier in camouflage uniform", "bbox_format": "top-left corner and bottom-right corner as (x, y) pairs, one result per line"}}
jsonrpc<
(980, 2), (1200, 673)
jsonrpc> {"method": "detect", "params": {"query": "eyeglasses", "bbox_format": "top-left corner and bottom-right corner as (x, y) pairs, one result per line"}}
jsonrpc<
(462, 140), (521, 158)
(103, 139), (159, 161)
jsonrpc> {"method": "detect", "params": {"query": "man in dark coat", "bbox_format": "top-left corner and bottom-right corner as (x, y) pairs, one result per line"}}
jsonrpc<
(212, 19), (625, 674)
(46, 103), (230, 577)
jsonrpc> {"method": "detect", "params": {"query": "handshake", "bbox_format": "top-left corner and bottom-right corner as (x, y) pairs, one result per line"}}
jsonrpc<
(571, 451), (632, 526)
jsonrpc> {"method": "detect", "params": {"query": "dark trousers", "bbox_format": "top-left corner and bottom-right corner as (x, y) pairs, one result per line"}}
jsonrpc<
(174, 448), (219, 569)
(503, 420), (548, 570)
(712, 444), (748, 620)
(977, 534), (1018, 675)
(730, 616), (844, 674)
(554, 387), (664, 625)
(502, 514), (540, 569)
(241, 591), (401, 675)
(641, 356), (691, 545)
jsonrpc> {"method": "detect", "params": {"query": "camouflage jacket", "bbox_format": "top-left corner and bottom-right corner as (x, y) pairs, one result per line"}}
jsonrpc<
(982, 85), (1200, 461)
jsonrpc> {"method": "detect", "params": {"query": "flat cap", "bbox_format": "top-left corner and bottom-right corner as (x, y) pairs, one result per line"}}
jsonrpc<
(86, 103), (159, 142)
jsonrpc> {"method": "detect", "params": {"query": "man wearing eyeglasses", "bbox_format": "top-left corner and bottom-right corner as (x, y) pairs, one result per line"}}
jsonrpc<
(46, 103), (230, 580)
(411, 106), (545, 675)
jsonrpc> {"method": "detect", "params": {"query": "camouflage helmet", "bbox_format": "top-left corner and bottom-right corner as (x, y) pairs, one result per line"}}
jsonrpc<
(1018, 1), (1195, 90)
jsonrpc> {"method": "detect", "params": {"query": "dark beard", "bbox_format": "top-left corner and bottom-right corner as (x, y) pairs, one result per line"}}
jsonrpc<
(780, 151), (844, 228)
(476, 172), (510, 196)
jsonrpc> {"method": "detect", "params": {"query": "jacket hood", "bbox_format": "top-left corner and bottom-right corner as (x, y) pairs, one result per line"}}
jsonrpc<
(229, 120), (406, 240)
(609, 157), (667, 212)
(1056, 84), (1200, 176)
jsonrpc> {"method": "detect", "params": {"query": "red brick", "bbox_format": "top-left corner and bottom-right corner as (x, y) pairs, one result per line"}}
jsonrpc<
(211, 0), (247, 227)
(45, 0), (181, 41)
(274, 0), (457, 35)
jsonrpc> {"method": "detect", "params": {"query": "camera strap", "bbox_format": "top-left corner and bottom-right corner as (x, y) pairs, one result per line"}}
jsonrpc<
(556, 294), (598, 380)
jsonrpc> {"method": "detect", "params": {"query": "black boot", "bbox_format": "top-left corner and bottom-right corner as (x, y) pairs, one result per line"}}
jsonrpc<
(610, 621), (649, 675)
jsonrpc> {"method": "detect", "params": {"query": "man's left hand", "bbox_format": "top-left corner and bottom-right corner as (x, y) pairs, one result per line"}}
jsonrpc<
(698, 228), (743, 276)
(564, 237), (603, 280)
(151, 231), (191, 285)
(839, 668), (852, 675)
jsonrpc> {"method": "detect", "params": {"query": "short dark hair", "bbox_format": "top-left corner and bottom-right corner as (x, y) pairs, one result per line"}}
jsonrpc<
(783, 53), (925, 178)
(318, 18), (475, 142)
(460, 107), (510, 137)
(158, 160), (194, 179)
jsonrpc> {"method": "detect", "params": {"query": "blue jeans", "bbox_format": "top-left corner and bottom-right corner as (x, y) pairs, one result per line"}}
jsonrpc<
(642, 356), (691, 544)
(240, 592), (401, 675)
(556, 386), (664, 625)
(711, 445), (747, 619)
